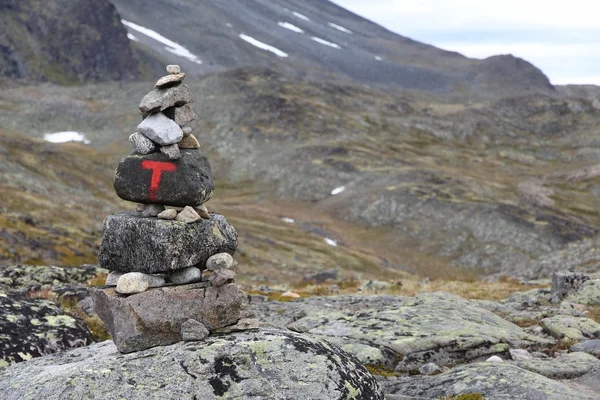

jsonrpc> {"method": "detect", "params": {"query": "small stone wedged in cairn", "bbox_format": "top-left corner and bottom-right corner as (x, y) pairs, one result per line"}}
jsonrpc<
(157, 209), (177, 220)
(176, 206), (201, 223)
(89, 283), (244, 353)
(181, 319), (209, 341)
(194, 204), (210, 219)
(99, 212), (237, 274)
(181, 126), (192, 136)
(210, 269), (236, 287)
(174, 104), (197, 126)
(160, 143), (181, 160)
(138, 112), (183, 145)
(139, 84), (193, 114)
(140, 203), (165, 217)
(207, 253), (234, 271)
(114, 150), (214, 207)
(116, 272), (166, 294)
(178, 134), (200, 149)
(168, 266), (202, 285)
(129, 132), (155, 154)
(166, 64), (181, 74)
(155, 72), (186, 89)
(105, 271), (124, 286)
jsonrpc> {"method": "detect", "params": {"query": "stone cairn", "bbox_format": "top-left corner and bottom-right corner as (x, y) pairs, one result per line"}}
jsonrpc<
(90, 65), (258, 354)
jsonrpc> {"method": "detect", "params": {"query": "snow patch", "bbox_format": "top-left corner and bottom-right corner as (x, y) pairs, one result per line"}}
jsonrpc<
(281, 217), (295, 224)
(239, 34), (288, 57)
(293, 11), (310, 21)
(311, 37), (341, 49)
(278, 22), (304, 33)
(127, 33), (139, 42)
(331, 186), (345, 195)
(328, 22), (353, 34)
(375, 56), (383, 61)
(44, 131), (90, 145)
(324, 238), (338, 247)
(121, 20), (202, 64)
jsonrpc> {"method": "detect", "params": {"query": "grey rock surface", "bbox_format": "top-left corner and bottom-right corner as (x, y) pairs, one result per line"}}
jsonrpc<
(541, 315), (600, 340)
(168, 266), (202, 284)
(174, 104), (197, 126)
(552, 272), (591, 303)
(565, 279), (600, 305)
(0, 264), (106, 291)
(418, 362), (442, 375)
(90, 283), (244, 353)
(302, 268), (338, 283)
(212, 318), (260, 333)
(115, 272), (165, 294)
(512, 352), (600, 379)
(0, 328), (384, 400)
(113, 149), (214, 207)
(129, 132), (156, 154)
(571, 339), (600, 356)
(139, 84), (193, 113)
(383, 362), (598, 400)
(253, 293), (547, 370)
(99, 212), (237, 273)
(0, 288), (92, 370)
(138, 112), (183, 145)
(160, 143), (181, 159)
(180, 319), (209, 341)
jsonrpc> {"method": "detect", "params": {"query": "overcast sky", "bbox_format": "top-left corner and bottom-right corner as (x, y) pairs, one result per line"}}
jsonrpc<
(333, 0), (600, 86)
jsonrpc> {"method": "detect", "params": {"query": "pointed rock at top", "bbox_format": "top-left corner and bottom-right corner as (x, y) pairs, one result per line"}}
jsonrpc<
(138, 112), (183, 145)
(155, 73), (186, 89)
(139, 84), (193, 114)
(166, 64), (181, 74)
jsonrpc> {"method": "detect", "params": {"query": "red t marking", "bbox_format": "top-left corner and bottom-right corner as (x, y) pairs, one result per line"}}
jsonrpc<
(141, 160), (177, 201)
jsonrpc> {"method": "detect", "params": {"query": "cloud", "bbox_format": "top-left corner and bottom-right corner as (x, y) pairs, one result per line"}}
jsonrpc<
(333, 0), (600, 85)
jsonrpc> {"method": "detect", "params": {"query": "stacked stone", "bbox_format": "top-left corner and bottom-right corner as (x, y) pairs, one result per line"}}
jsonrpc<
(90, 66), (257, 354)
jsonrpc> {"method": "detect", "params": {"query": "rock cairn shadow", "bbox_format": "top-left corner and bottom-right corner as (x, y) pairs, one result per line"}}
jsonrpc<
(92, 65), (258, 353)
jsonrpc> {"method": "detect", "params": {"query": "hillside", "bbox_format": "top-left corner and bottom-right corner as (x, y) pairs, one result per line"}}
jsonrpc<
(0, 0), (141, 84)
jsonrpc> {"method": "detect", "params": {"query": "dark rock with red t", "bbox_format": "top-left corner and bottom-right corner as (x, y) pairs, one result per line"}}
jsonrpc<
(113, 149), (213, 207)
(98, 211), (238, 274)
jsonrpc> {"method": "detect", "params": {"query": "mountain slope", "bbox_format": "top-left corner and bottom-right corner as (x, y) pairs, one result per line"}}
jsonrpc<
(0, 0), (140, 84)
(111, 0), (553, 94)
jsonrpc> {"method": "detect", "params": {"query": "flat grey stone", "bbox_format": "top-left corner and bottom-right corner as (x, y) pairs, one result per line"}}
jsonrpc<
(174, 104), (197, 126)
(159, 143), (181, 159)
(105, 271), (123, 286)
(99, 212), (237, 274)
(155, 73), (185, 89)
(89, 283), (244, 353)
(541, 315), (600, 340)
(138, 112), (183, 145)
(166, 64), (180, 74)
(138, 84), (193, 114)
(571, 339), (600, 356)
(194, 204), (210, 219)
(180, 319), (209, 341)
(212, 318), (259, 333)
(419, 363), (441, 375)
(175, 206), (200, 223)
(0, 328), (383, 400)
(206, 253), (234, 271)
(509, 348), (531, 361)
(129, 132), (155, 154)
(168, 266), (202, 285)
(115, 272), (165, 294)
(140, 203), (165, 217)
(157, 209), (177, 220)
(383, 362), (598, 400)
(512, 352), (600, 379)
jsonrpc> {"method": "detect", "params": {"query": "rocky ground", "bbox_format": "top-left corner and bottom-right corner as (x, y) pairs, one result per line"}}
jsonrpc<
(1, 264), (600, 399)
